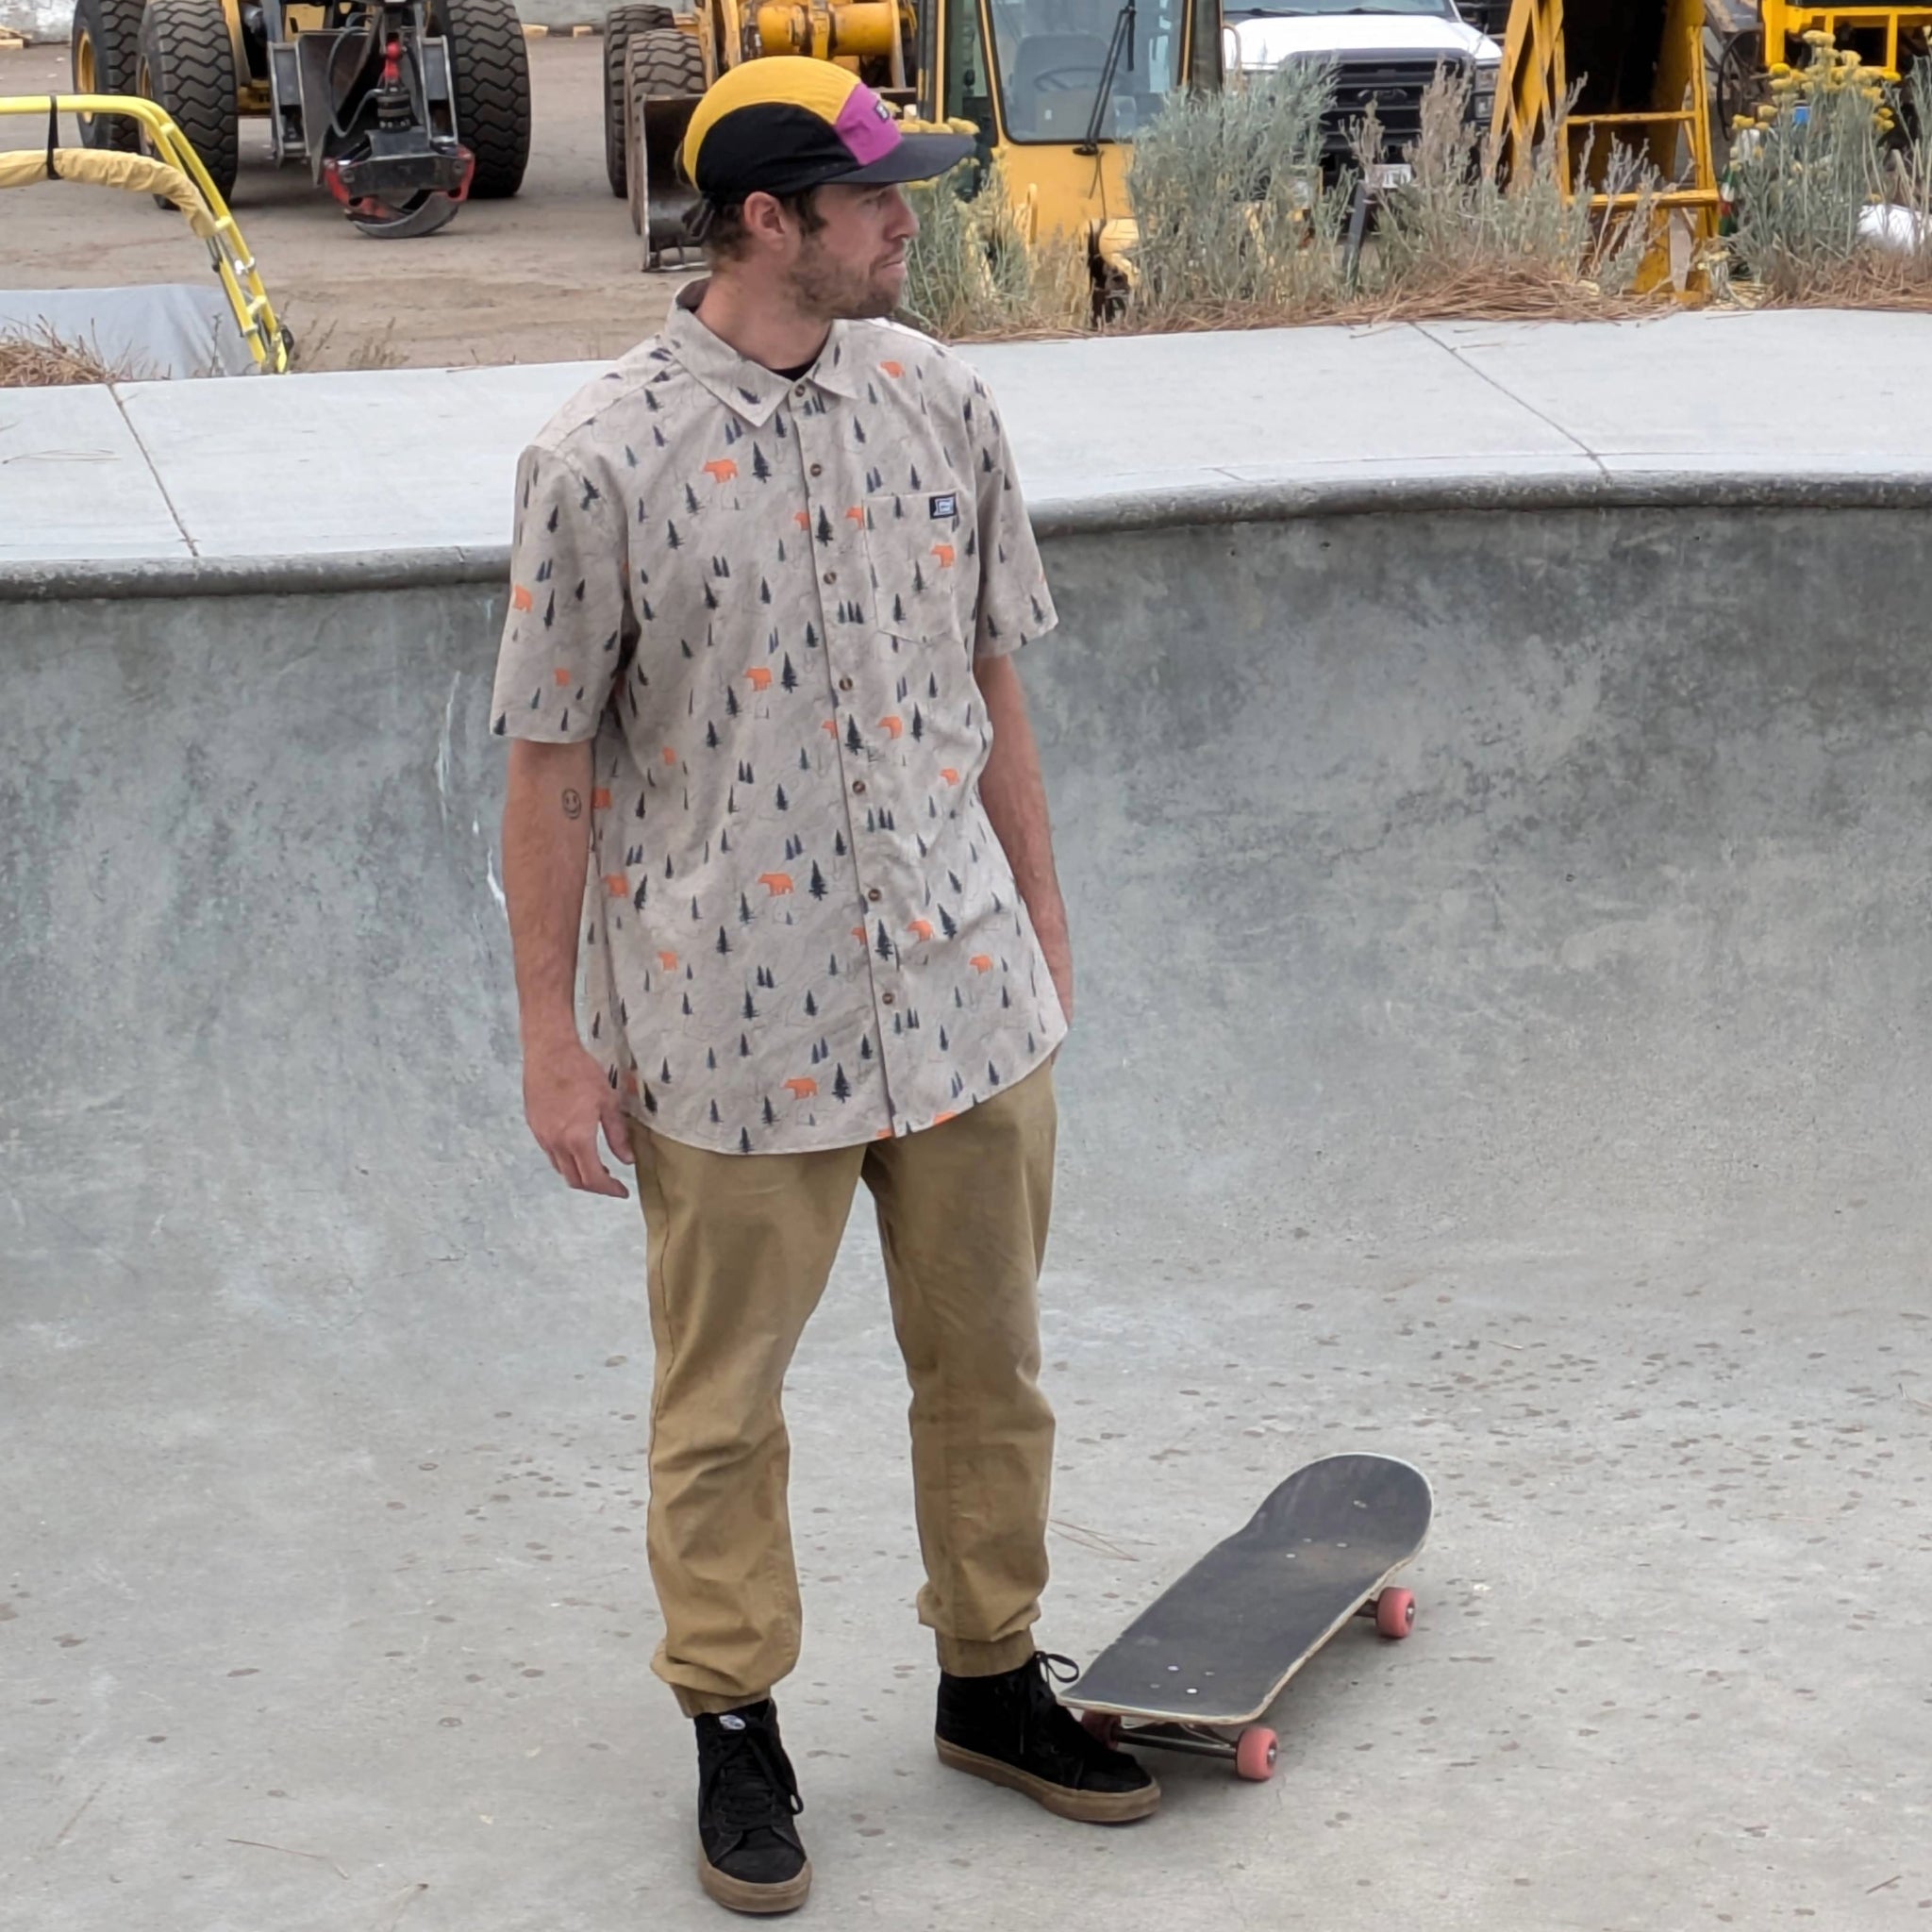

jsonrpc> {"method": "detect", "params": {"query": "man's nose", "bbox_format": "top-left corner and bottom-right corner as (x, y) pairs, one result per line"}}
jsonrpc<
(887, 188), (920, 241)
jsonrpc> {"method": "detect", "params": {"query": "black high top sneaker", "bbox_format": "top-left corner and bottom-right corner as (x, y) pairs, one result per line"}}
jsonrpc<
(692, 1701), (811, 1914)
(934, 1653), (1160, 1824)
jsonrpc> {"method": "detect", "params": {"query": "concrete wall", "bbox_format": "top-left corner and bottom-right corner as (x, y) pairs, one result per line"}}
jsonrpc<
(10, 502), (1929, 1262)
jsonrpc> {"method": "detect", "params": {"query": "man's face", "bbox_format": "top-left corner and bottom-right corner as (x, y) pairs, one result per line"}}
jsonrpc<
(782, 184), (921, 320)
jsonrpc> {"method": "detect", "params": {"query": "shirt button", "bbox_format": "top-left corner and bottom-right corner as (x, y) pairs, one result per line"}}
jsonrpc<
(839, 676), (854, 691)
(881, 992), (895, 1006)
(867, 888), (882, 903)
(793, 384), (808, 397)
(823, 571), (837, 586)
(809, 463), (824, 477)
(853, 780), (867, 795)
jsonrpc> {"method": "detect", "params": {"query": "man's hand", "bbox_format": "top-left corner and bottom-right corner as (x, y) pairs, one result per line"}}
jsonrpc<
(523, 1040), (633, 1198)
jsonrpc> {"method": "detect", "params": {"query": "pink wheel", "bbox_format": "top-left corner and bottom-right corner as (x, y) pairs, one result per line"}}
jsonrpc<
(1235, 1725), (1278, 1781)
(1079, 1709), (1120, 1747)
(1374, 1587), (1416, 1639)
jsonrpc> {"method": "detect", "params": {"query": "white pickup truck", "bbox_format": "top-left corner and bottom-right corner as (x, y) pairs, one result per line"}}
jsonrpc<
(1224, 0), (1506, 180)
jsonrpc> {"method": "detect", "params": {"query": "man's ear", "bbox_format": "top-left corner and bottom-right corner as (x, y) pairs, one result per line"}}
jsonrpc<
(740, 191), (792, 251)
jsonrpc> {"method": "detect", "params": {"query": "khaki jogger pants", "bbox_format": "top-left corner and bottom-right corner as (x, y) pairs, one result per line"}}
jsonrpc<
(627, 1061), (1058, 1718)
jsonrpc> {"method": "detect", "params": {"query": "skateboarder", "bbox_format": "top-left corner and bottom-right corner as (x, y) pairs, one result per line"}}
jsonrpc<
(492, 58), (1156, 1917)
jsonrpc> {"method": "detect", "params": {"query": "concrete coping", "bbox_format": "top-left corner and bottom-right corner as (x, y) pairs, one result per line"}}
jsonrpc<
(7, 307), (1932, 601)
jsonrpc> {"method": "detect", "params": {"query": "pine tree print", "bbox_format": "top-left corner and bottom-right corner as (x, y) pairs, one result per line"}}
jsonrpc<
(751, 444), (772, 482)
(808, 861), (826, 899)
(716, 926), (731, 955)
(832, 1065), (851, 1102)
(781, 656), (797, 692)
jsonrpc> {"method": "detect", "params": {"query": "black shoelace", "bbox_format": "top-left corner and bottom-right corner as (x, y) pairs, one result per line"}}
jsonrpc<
(1014, 1653), (1124, 1774)
(701, 1722), (805, 1842)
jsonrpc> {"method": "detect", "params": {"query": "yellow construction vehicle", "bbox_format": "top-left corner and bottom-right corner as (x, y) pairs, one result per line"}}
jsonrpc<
(69, 0), (531, 237)
(1493, 0), (1722, 290)
(603, 0), (1224, 283)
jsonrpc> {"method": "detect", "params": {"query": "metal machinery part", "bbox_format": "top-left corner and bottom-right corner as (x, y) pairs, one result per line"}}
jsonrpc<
(1493, 0), (1721, 291)
(75, 0), (528, 236)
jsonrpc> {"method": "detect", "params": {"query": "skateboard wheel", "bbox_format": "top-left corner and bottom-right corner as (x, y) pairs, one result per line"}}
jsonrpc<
(1079, 1710), (1120, 1747)
(1374, 1588), (1416, 1639)
(1235, 1726), (1278, 1782)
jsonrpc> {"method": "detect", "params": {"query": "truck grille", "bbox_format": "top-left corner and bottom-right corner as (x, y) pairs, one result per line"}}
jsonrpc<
(1324, 54), (1474, 158)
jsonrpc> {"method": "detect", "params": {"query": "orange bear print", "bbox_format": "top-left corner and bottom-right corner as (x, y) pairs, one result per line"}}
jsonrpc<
(552, 667), (573, 686)
(785, 1076), (820, 1100)
(511, 584), (534, 612)
(880, 360), (904, 377)
(591, 788), (612, 811)
(745, 666), (774, 692)
(907, 918), (935, 941)
(758, 873), (795, 896)
(704, 458), (739, 485)
(878, 715), (905, 738)
(969, 955), (994, 974)
(931, 542), (956, 571)
(603, 874), (629, 898)
(940, 768), (960, 786)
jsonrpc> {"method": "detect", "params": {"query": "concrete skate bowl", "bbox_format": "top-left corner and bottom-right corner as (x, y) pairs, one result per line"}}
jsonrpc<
(6, 491), (1929, 1930)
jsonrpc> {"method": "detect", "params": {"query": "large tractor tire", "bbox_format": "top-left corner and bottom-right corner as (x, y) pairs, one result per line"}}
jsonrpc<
(71, 0), (147, 152)
(137, 0), (240, 198)
(625, 25), (704, 253)
(432, 0), (533, 199)
(604, 3), (674, 196)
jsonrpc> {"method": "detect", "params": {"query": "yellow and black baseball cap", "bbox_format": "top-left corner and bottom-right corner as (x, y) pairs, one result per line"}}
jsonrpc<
(680, 58), (974, 202)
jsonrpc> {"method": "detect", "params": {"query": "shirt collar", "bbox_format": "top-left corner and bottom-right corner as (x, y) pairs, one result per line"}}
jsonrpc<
(662, 280), (864, 425)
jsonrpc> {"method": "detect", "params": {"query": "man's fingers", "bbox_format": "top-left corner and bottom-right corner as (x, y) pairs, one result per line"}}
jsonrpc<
(602, 1104), (635, 1167)
(564, 1128), (630, 1199)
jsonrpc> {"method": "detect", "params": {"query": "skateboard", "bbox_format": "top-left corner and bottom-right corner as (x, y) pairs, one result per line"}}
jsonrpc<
(1061, 1452), (1432, 1782)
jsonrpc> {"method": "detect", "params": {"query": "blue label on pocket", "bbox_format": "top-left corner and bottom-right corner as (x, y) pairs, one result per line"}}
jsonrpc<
(929, 492), (958, 520)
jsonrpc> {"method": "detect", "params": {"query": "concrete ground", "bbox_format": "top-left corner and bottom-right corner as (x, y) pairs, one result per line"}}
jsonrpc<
(4, 316), (1931, 1930)
(0, 35), (678, 368)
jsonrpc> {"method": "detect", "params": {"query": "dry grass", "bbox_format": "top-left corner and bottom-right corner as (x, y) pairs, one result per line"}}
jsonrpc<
(907, 66), (1676, 341)
(0, 322), (148, 388)
(900, 158), (1090, 341)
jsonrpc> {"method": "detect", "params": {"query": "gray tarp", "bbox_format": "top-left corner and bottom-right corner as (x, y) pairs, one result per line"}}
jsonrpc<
(0, 281), (258, 377)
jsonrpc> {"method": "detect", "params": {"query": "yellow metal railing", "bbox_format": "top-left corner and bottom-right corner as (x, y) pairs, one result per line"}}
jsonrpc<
(1759, 5), (1932, 76)
(1495, 0), (1721, 291)
(0, 94), (289, 374)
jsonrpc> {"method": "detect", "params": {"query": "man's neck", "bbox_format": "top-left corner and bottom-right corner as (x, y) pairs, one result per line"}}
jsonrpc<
(693, 275), (832, 377)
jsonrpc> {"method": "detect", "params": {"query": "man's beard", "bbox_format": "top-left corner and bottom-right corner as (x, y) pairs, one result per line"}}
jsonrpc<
(785, 238), (901, 321)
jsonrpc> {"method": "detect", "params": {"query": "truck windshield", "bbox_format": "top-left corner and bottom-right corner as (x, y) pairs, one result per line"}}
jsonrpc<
(984, 0), (1190, 143)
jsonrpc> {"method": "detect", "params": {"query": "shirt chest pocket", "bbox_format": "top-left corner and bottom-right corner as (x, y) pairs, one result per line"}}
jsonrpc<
(863, 484), (970, 647)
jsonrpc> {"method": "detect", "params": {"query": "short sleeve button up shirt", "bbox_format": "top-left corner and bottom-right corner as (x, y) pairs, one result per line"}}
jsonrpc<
(491, 284), (1065, 1156)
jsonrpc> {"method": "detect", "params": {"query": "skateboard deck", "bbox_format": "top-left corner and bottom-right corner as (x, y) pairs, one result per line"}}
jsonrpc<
(1063, 1453), (1431, 1773)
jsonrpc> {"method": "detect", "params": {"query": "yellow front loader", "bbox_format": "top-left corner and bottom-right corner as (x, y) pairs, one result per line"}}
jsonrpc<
(603, 0), (1224, 291)
(1493, 0), (1722, 291)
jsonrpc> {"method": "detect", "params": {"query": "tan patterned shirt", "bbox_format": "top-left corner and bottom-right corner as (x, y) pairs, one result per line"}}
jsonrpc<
(491, 285), (1064, 1156)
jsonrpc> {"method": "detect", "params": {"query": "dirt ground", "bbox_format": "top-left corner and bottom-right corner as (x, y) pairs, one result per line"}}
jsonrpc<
(0, 34), (680, 369)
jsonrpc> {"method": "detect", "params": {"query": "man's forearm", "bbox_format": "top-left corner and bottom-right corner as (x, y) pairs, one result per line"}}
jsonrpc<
(974, 653), (1067, 942)
(502, 740), (595, 1051)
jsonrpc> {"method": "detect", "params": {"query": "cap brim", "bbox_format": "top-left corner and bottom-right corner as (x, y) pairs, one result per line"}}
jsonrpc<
(828, 131), (977, 185)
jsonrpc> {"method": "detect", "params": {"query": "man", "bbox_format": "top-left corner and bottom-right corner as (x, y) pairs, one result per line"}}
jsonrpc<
(491, 57), (1156, 1916)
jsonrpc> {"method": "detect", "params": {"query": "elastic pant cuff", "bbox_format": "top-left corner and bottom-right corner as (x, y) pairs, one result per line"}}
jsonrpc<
(674, 1684), (774, 1718)
(935, 1630), (1041, 1678)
